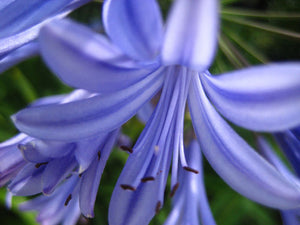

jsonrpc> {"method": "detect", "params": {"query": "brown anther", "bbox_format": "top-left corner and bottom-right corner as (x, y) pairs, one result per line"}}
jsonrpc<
(155, 201), (161, 214)
(97, 151), (101, 161)
(79, 173), (83, 178)
(120, 184), (136, 191)
(64, 194), (72, 206)
(35, 162), (48, 168)
(141, 176), (155, 183)
(183, 166), (199, 174)
(120, 145), (133, 153)
(170, 183), (179, 197)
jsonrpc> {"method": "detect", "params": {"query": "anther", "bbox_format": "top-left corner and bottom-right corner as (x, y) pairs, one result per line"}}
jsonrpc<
(120, 184), (136, 191)
(120, 145), (133, 153)
(141, 176), (155, 183)
(97, 151), (101, 161)
(79, 173), (83, 178)
(64, 194), (72, 206)
(155, 201), (161, 214)
(35, 162), (48, 168)
(170, 183), (179, 197)
(183, 166), (199, 174)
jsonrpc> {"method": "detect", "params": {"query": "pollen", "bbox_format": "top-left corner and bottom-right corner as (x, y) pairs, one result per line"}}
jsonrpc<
(141, 176), (155, 183)
(64, 194), (72, 206)
(35, 162), (48, 168)
(120, 184), (136, 191)
(120, 145), (133, 153)
(170, 182), (179, 197)
(183, 166), (199, 174)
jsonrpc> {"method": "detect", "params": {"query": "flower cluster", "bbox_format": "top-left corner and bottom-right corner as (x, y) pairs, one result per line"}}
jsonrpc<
(0, 0), (300, 225)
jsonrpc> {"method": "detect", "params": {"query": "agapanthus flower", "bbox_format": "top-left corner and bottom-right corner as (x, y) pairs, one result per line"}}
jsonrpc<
(19, 176), (81, 225)
(0, 0), (91, 72)
(257, 136), (300, 225)
(9, 0), (300, 224)
(275, 129), (300, 177)
(0, 89), (121, 221)
(164, 140), (216, 225)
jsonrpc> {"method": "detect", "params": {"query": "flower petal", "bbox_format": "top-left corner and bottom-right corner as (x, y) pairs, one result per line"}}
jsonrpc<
(75, 134), (109, 174)
(201, 63), (300, 131)
(12, 68), (164, 141)
(0, 134), (28, 186)
(103, 0), (163, 61)
(0, 0), (89, 56)
(8, 164), (44, 196)
(79, 130), (117, 218)
(162, 0), (219, 70)
(0, 42), (38, 74)
(275, 131), (300, 176)
(42, 155), (76, 195)
(188, 74), (300, 209)
(39, 19), (157, 93)
(280, 211), (300, 225)
(136, 102), (154, 124)
(0, 0), (72, 38)
(20, 139), (75, 162)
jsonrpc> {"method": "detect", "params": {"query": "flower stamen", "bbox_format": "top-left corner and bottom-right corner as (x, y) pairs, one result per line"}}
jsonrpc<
(120, 145), (133, 153)
(64, 194), (72, 206)
(120, 184), (136, 191)
(141, 176), (155, 183)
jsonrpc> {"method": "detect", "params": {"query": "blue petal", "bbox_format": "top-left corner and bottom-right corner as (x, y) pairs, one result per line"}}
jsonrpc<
(162, 0), (219, 70)
(42, 155), (76, 195)
(188, 74), (300, 209)
(0, 134), (28, 186)
(201, 63), (300, 131)
(256, 136), (300, 194)
(0, 0), (72, 38)
(8, 164), (44, 196)
(281, 211), (300, 225)
(12, 68), (165, 141)
(79, 130), (118, 217)
(103, 0), (163, 61)
(0, 0), (89, 56)
(39, 19), (158, 93)
(292, 127), (300, 139)
(20, 175), (80, 224)
(275, 131), (300, 176)
(75, 134), (108, 174)
(29, 94), (67, 107)
(136, 102), (154, 124)
(0, 42), (38, 74)
(165, 140), (216, 225)
(20, 140), (75, 162)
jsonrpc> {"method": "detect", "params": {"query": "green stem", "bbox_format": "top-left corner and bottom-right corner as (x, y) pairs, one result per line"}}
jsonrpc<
(223, 27), (268, 64)
(222, 15), (300, 39)
(222, 8), (300, 19)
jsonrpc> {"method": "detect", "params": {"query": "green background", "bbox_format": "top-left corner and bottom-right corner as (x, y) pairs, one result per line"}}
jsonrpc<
(0, 0), (299, 224)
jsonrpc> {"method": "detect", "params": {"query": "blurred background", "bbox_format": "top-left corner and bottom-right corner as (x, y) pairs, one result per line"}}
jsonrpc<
(0, 0), (299, 224)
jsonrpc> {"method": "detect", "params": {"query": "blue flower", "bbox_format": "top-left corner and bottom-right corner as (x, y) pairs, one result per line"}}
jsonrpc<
(257, 136), (300, 225)
(19, 175), (81, 225)
(275, 129), (300, 176)
(9, 0), (300, 224)
(1, 89), (120, 220)
(0, 0), (91, 72)
(164, 140), (216, 225)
